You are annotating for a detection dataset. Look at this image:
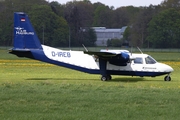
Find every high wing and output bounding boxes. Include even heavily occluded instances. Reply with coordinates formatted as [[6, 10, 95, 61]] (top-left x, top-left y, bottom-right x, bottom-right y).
[[84, 50, 130, 66], [84, 51, 117, 59]]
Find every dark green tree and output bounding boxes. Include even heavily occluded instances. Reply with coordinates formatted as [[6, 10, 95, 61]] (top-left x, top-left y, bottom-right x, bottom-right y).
[[107, 39, 122, 47], [93, 4, 113, 27], [147, 8, 180, 48], [123, 26, 130, 41], [131, 5, 159, 47], [161, 0, 180, 9], [0, 1, 14, 46], [64, 1, 95, 46], [28, 5, 68, 47], [1, 0, 174, 48], [80, 28, 96, 46], [112, 7, 129, 28], [50, 1, 65, 17], [0, 0, 49, 46]]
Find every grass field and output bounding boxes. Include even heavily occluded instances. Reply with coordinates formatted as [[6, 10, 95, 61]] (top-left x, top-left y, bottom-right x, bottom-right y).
[[0, 49, 180, 120]]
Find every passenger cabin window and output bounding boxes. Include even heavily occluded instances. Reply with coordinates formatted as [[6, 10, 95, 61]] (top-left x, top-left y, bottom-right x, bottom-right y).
[[134, 57, 143, 64], [145, 56, 156, 64]]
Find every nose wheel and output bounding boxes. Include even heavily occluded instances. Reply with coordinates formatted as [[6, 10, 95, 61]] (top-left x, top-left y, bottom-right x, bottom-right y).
[[164, 75, 171, 81]]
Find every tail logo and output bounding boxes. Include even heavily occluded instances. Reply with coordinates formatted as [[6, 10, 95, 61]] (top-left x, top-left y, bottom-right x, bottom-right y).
[[15, 26, 34, 35]]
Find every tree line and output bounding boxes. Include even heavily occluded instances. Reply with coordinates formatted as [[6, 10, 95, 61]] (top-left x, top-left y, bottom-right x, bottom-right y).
[[0, 0, 180, 48]]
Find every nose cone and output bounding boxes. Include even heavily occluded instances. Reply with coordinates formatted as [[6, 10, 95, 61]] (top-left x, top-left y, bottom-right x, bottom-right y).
[[165, 64, 174, 72], [159, 63, 174, 73]]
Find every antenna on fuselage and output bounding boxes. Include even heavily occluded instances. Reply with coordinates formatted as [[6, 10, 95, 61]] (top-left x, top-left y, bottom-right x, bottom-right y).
[[82, 44, 88, 52], [137, 47, 143, 54]]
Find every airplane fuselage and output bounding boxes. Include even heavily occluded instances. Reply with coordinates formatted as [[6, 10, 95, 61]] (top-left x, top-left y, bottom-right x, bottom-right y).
[[13, 45, 172, 78]]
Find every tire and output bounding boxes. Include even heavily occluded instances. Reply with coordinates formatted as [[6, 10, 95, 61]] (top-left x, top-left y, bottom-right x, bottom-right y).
[[107, 75, 112, 80], [101, 76, 107, 81], [164, 76, 171, 81]]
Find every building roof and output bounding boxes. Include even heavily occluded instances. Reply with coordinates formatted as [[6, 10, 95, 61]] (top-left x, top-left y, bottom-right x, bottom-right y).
[[120, 26, 127, 33], [92, 27, 121, 33]]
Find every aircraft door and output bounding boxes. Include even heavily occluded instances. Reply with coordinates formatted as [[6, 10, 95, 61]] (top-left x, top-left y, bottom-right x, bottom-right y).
[[132, 57, 144, 71]]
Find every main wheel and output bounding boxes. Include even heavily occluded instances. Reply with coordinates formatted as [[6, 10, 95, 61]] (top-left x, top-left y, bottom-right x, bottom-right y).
[[101, 76, 107, 81], [164, 76, 171, 81], [107, 75, 112, 80], [101, 75, 112, 81]]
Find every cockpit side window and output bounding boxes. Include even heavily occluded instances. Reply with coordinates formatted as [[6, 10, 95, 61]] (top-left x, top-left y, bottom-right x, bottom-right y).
[[145, 56, 156, 64], [134, 57, 143, 64]]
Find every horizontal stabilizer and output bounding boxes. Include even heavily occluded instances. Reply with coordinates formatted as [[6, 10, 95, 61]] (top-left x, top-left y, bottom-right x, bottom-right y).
[[9, 48, 33, 58]]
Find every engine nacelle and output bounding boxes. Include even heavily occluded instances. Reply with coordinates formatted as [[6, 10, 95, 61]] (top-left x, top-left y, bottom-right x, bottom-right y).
[[109, 52, 130, 66]]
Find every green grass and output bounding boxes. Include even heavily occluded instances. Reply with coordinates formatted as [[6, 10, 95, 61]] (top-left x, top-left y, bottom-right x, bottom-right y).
[[0, 49, 180, 119]]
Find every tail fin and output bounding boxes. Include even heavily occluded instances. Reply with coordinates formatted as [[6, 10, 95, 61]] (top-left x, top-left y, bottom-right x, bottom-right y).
[[13, 12, 42, 49]]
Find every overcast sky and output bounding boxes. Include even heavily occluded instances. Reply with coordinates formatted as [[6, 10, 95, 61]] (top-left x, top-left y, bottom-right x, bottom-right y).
[[47, 0, 164, 8]]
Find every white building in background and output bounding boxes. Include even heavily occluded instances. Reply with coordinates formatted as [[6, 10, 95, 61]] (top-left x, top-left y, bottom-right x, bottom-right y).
[[92, 26, 127, 46]]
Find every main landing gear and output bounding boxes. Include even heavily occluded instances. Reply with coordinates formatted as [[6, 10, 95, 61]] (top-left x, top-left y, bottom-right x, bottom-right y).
[[164, 74, 171, 81], [101, 75, 112, 81]]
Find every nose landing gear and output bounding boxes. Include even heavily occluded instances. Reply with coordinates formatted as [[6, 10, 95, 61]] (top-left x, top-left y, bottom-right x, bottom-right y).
[[164, 74, 171, 81]]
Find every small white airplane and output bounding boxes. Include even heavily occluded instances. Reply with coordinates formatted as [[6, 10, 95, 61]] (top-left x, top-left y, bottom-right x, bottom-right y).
[[9, 12, 174, 81]]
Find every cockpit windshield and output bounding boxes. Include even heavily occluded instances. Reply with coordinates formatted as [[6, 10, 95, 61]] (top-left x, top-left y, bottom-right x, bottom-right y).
[[145, 56, 157, 64]]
